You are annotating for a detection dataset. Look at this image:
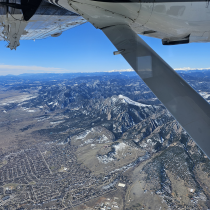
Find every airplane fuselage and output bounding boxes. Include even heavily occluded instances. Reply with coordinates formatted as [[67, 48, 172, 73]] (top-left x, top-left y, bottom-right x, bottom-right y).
[[51, 0, 210, 44]]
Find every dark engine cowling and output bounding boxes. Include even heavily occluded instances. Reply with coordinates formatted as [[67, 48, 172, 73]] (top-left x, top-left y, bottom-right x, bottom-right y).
[[0, 0, 43, 21]]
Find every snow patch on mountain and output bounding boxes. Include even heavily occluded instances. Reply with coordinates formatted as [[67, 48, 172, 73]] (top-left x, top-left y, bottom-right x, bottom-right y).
[[199, 92, 210, 99], [73, 127, 114, 145], [113, 143, 127, 155], [118, 95, 150, 107], [0, 94, 37, 106], [97, 155, 115, 164], [27, 110, 36, 113], [50, 121, 64, 125], [76, 130, 91, 140], [81, 134, 110, 145]]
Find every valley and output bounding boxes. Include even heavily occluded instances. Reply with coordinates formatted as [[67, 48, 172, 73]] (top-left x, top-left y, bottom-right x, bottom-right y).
[[0, 71, 209, 209]]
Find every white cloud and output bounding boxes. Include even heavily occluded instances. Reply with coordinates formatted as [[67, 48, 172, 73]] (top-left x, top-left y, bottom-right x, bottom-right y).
[[0, 65, 209, 76], [106, 69, 134, 72], [174, 67, 210, 71], [107, 67, 210, 72], [0, 64, 73, 75]]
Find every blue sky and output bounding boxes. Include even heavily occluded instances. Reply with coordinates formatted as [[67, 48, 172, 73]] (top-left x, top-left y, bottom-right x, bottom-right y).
[[0, 22, 210, 75]]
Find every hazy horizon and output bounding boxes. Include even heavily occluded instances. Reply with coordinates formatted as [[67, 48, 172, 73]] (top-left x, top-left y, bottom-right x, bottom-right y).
[[0, 67, 210, 76], [1, 23, 210, 76]]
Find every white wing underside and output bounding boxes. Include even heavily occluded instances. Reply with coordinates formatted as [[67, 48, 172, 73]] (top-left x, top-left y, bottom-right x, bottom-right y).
[[0, 1, 86, 43]]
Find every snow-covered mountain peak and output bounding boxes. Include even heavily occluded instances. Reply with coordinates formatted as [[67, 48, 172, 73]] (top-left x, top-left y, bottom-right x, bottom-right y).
[[118, 95, 150, 107]]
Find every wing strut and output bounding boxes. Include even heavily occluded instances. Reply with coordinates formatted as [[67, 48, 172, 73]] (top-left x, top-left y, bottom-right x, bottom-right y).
[[102, 24, 210, 158]]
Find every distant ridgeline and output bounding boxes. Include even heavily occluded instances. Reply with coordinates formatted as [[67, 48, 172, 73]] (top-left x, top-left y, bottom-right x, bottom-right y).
[[0, 69, 210, 84]]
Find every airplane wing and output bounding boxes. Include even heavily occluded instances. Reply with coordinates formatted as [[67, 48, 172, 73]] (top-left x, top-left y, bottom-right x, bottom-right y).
[[0, 1, 86, 47], [103, 24, 210, 158], [20, 1, 86, 40]]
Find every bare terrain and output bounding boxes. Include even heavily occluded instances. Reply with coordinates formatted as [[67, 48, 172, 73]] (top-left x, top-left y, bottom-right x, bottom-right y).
[[0, 71, 209, 209]]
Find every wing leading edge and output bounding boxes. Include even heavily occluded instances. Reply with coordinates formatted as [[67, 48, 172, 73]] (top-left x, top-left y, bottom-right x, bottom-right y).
[[102, 24, 210, 158]]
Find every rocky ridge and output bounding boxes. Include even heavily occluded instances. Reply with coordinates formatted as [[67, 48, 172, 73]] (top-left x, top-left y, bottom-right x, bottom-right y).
[[0, 71, 210, 209]]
